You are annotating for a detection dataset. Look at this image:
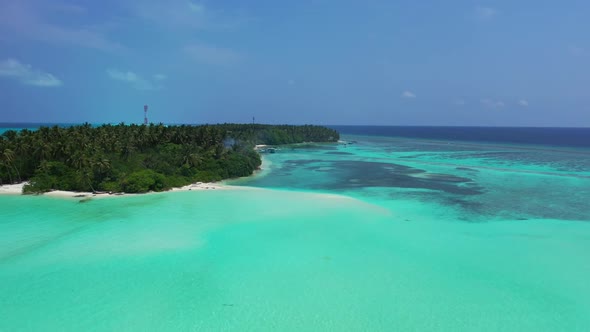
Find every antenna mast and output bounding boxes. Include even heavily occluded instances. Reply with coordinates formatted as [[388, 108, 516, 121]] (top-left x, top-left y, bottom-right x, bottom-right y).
[[144, 105, 148, 125]]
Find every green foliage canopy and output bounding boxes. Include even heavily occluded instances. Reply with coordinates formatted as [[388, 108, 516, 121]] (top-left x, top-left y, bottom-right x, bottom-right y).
[[0, 123, 339, 194]]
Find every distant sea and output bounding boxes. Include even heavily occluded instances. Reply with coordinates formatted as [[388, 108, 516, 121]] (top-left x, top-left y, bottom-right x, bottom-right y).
[[0, 122, 74, 132], [329, 125, 590, 148], [1, 123, 590, 331]]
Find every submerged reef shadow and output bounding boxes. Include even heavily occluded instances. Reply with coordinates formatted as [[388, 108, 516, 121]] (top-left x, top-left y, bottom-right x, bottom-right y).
[[285, 159, 484, 196]]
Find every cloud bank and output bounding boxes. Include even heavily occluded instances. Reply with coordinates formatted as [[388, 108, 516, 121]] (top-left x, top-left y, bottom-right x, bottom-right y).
[[0, 1, 124, 53], [475, 7, 499, 20], [401, 91, 416, 99], [107, 69, 164, 91], [481, 98, 505, 109], [0, 58, 62, 87]]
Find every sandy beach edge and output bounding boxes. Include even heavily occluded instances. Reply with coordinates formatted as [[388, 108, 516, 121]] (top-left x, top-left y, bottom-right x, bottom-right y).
[[0, 181, 232, 199], [0, 154, 268, 199]]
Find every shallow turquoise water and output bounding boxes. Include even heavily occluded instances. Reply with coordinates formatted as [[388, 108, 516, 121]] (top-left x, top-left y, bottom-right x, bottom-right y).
[[1, 135, 590, 331]]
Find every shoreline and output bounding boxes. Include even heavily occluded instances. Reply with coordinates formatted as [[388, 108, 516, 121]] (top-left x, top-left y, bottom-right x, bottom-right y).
[[0, 155, 268, 199], [0, 181, 228, 199]]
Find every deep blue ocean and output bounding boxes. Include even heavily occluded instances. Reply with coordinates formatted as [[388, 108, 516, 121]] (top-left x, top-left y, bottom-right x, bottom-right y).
[[2, 123, 589, 149], [329, 125, 590, 148]]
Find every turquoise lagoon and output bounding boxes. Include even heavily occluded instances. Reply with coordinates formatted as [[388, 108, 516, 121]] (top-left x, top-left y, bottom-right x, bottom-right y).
[[1, 135, 590, 331]]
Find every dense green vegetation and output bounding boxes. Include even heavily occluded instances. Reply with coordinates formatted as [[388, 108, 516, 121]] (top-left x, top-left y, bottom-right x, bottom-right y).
[[0, 123, 339, 193]]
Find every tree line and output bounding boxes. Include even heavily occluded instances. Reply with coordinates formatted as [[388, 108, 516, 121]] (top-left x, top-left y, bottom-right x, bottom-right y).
[[0, 123, 339, 193]]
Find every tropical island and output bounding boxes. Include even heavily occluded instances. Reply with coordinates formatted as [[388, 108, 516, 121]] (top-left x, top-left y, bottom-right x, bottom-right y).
[[0, 123, 339, 194]]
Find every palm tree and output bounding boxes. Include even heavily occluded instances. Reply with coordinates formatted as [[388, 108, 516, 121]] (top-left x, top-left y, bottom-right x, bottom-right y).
[[0, 159, 13, 184], [93, 158, 111, 176], [2, 148, 20, 182]]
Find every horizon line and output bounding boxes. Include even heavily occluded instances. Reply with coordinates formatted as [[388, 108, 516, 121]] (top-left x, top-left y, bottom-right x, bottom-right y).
[[1, 122, 590, 129]]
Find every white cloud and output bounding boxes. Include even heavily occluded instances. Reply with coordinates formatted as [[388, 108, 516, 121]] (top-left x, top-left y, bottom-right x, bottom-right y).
[[518, 99, 529, 107], [131, 0, 207, 29], [52, 3, 88, 14], [107, 69, 163, 90], [185, 43, 241, 65], [481, 98, 505, 109], [454, 99, 466, 106], [129, 0, 250, 30], [153, 74, 167, 81], [0, 1, 124, 53], [287, 79, 295, 85], [401, 91, 416, 99], [0, 58, 62, 87], [475, 6, 498, 20], [568, 45, 587, 57], [188, 2, 205, 13], [108, 69, 139, 82]]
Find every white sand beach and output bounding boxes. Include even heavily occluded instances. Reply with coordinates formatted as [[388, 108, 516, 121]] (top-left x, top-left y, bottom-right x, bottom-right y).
[[0, 183, 29, 195], [0, 181, 227, 198]]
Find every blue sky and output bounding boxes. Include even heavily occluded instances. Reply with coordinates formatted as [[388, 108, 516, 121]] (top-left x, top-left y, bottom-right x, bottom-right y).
[[0, 0, 589, 126]]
